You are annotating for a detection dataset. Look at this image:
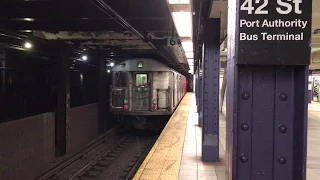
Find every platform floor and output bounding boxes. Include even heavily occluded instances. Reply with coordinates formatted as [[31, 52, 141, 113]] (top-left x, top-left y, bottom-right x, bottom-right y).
[[134, 93, 320, 180]]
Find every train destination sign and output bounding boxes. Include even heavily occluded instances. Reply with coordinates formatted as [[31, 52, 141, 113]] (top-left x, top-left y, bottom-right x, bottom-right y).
[[237, 0, 312, 65]]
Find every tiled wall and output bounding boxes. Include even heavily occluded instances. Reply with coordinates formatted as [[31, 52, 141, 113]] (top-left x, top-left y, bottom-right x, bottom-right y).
[[0, 104, 101, 179], [67, 103, 99, 153], [0, 113, 55, 180]]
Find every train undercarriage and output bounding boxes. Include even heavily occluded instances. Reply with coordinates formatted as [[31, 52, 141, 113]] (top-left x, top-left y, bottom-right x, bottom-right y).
[[116, 115, 170, 131]]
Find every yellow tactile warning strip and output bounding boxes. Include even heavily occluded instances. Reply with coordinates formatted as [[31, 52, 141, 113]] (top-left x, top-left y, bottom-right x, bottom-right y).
[[133, 93, 192, 180]]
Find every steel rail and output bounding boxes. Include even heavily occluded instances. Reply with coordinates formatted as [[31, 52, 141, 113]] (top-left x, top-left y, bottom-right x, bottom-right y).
[[35, 125, 121, 180]]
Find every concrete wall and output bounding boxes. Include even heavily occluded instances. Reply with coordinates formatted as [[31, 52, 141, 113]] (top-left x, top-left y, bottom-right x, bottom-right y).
[[0, 113, 55, 180], [67, 103, 99, 153]]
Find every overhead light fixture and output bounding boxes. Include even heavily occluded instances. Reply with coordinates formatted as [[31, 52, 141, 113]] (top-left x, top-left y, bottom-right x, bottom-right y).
[[182, 41, 193, 52], [185, 52, 193, 58], [110, 62, 115, 67], [172, 12, 192, 37], [24, 42, 32, 49], [81, 55, 88, 61], [168, 0, 190, 4]]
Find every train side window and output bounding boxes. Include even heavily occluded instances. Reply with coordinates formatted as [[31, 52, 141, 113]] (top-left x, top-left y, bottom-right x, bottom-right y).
[[113, 72, 127, 87], [136, 74, 148, 87]]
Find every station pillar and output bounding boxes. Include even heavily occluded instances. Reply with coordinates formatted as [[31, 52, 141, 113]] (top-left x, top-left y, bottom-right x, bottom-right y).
[[98, 54, 107, 134], [56, 44, 71, 156], [195, 68, 199, 107], [226, 0, 312, 179], [198, 64, 203, 127], [201, 18, 220, 161], [0, 50, 7, 122]]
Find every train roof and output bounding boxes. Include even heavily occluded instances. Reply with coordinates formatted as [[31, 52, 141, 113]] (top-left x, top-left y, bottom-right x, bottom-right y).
[[111, 58, 179, 73]]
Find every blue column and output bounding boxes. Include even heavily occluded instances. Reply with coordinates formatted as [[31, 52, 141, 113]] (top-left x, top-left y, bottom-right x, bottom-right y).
[[226, 0, 312, 179], [201, 18, 220, 162], [195, 68, 199, 108], [198, 64, 203, 127]]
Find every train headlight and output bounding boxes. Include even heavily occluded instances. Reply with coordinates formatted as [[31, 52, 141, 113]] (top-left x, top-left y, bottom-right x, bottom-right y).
[[124, 99, 128, 104]]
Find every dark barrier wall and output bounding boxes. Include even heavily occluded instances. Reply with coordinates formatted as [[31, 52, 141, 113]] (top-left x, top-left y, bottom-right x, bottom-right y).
[[0, 51, 56, 124], [0, 113, 55, 180], [67, 103, 99, 153]]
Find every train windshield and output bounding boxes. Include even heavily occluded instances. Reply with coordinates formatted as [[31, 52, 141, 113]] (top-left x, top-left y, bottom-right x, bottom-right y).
[[113, 72, 127, 87], [136, 74, 148, 87]]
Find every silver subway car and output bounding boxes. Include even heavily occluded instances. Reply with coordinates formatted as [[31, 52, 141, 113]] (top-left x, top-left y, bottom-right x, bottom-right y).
[[109, 58, 187, 129]]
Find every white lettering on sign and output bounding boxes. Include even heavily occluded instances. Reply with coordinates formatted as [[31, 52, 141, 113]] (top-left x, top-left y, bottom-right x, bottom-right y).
[[240, 19, 308, 29], [240, 0, 302, 15], [239, 0, 307, 41], [276, 0, 302, 14]]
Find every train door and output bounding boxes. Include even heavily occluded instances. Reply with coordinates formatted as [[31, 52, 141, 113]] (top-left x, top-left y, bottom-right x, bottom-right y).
[[172, 73, 175, 107], [110, 72, 129, 110], [133, 72, 151, 111]]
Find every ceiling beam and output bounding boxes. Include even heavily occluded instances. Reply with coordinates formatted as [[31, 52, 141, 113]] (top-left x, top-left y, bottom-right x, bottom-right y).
[[0, 1, 107, 19], [0, 18, 174, 32]]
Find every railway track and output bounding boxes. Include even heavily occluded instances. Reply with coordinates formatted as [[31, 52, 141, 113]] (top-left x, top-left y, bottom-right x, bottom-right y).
[[35, 127, 157, 180]]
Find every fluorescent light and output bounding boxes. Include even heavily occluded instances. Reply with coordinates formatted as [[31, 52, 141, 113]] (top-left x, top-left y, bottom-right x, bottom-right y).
[[23, 18, 34, 21], [188, 58, 194, 71], [24, 42, 32, 49], [168, 0, 190, 4], [172, 12, 192, 37], [187, 58, 193, 62], [311, 48, 320, 53], [80, 73, 84, 81], [186, 52, 193, 58], [182, 41, 193, 52]]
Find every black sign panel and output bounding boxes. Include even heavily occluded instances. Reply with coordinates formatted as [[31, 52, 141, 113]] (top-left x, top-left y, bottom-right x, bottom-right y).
[[237, 0, 312, 65]]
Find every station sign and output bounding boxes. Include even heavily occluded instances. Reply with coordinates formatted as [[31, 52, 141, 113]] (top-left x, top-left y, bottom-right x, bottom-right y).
[[237, 0, 312, 65], [167, 37, 179, 46]]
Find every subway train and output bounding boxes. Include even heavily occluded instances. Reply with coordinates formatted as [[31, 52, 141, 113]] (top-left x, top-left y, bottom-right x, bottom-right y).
[[109, 58, 187, 129]]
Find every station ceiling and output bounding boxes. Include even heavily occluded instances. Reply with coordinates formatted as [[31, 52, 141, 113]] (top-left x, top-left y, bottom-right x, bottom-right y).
[[1, 0, 319, 74], [0, 0, 190, 76]]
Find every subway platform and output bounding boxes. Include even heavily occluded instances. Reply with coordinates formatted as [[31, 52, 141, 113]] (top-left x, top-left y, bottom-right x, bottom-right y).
[[133, 93, 320, 180]]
